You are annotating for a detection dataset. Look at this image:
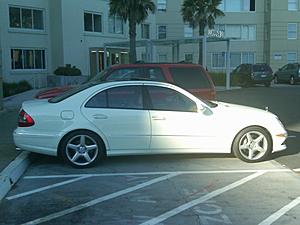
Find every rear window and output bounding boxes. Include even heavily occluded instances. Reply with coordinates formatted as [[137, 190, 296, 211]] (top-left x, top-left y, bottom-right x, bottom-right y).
[[49, 82, 96, 103], [253, 65, 272, 73], [169, 67, 211, 89]]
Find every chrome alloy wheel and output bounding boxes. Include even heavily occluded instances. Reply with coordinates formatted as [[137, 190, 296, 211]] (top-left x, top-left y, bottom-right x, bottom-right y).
[[65, 135, 99, 166], [238, 131, 268, 161]]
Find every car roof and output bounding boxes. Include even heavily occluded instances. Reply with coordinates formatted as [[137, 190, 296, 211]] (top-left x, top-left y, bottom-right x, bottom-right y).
[[109, 63, 204, 69]]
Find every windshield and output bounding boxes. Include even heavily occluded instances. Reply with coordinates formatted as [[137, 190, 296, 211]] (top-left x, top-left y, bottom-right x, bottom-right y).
[[86, 69, 109, 83], [253, 65, 272, 73]]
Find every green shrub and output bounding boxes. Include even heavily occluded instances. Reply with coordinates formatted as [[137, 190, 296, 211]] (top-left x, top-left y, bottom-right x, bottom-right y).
[[3, 80, 33, 97], [54, 64, 82, 76], [208, 72, 239, 86]]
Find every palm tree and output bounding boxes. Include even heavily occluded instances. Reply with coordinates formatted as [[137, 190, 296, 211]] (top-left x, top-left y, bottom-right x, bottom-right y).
[[181, 0, 224, 64], [109, 0, 156, 63]]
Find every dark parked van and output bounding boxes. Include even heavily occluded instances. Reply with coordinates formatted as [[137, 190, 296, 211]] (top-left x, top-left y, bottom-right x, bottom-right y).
[[231, 63, 273, 87]]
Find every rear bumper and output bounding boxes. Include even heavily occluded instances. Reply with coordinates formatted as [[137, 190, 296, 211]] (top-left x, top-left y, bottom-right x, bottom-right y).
[[13, 129, 59, 156]]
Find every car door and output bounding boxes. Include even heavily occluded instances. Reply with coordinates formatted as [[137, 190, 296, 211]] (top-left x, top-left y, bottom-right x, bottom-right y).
[[81, 85, 151, 151], [277, 64, 289, 81], [145, 85, 216, 152]]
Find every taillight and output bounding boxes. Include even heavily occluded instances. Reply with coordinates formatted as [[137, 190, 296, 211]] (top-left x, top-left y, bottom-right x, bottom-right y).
[[18, 109, 35, 127]]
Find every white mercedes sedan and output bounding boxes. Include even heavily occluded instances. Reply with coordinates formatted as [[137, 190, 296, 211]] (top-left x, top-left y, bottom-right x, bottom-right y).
[[14, 81, 287, 168]]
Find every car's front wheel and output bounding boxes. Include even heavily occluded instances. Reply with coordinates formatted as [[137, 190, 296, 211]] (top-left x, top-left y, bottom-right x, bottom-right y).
[[60, 130, 105, 168], [232, 127, 272, 163]]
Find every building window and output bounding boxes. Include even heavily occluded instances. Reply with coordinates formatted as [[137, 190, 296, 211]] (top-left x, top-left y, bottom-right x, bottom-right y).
[[212, 52, 255, 68], [184, 24, 193, 38], [157, 0, 167, 11], [226, 25, 242, 39], [11, 49, 46, 70], [241, 25, 256, 40], [287, 52, 297, 63], [216, 24, 256, 40], [288, 23, 297, 39], [288, 0, 298, 11], [212, 52, 226, 68], [141, 24, 150, 39], [158, 25, 167, 39], [84, 12, 102, 32], [108, 15, 123, 34], [158, 54, 167, 62], [220, 0, 255, 12], [9, 6, 44, 30], [184, 53, 193, 63], [242, 52, 255, 64]]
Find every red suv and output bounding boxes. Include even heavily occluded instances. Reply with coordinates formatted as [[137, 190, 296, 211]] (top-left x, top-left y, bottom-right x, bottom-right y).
[[36, 63, 216, 100]]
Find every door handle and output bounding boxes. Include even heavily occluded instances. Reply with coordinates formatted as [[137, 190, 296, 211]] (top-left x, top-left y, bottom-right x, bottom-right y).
[[152, 116, 166, 120], [93, 114, 108, 119]]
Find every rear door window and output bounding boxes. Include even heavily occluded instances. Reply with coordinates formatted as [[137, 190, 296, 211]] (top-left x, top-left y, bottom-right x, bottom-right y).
[[168, 67, 211, 89], [85, 86, 143, 110]]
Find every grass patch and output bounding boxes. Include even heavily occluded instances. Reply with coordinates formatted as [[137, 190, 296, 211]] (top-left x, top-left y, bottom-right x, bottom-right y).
[[209, 72, 239, 86]]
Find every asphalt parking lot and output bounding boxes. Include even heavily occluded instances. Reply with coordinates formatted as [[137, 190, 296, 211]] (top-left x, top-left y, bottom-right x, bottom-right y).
[[1, 155, 300, 225]]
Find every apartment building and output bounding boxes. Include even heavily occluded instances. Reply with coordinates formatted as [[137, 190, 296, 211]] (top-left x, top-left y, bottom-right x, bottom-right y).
[[0, 0, 300, 85]]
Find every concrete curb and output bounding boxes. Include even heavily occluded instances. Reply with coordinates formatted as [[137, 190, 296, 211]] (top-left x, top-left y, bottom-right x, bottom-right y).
[[0, 151, 31, 201]]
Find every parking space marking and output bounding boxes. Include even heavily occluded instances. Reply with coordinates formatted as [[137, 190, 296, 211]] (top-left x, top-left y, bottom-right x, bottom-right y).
[[23, 169, 291, 179], [21, 173, 178, 225], [139, 171, 265, 225], [258, 196, 300, 225], [6, 175, 91, 201]]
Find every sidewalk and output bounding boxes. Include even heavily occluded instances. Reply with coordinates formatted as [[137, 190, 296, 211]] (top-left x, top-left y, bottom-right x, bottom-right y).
[[0, 89, 42, 200]]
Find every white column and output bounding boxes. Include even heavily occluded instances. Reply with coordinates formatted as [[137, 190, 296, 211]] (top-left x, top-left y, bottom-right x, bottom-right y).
[[103, 46, 107, 69], [226, 40, 231, 90]]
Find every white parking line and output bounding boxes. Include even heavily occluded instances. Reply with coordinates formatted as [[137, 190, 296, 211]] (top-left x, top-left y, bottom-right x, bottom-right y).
[[23, 169, 291, 179], [6, 175, 91, 201], [257, 196, 300, 225], [21, 173, 178, 225], [293, 168, 300, 172], [139, 171, 265, 225]]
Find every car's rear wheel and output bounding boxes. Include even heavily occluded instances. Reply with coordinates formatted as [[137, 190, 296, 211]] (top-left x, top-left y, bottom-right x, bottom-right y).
[[289, 76, 295, 85], [232, 127, 272, 163], [61, 130, 105, 168]]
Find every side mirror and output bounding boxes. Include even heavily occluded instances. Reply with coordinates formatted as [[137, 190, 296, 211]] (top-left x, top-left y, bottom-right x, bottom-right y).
[[198, 105, 213, 116]]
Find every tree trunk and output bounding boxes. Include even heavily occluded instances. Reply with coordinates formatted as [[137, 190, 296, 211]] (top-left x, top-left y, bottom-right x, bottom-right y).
[[128, 16, 137, 63], [0, 75, 3, 110], [198, 24, 205, 65]]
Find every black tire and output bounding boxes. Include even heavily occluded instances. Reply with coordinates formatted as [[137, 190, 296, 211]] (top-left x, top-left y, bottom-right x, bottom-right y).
[[240, 79, 250, 88], [264, 82, 271, 87], [274, 75, 279, 84], [60, 130, 105, 168], [232, 126, 272, 163], [289, 76, 295, 85]]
